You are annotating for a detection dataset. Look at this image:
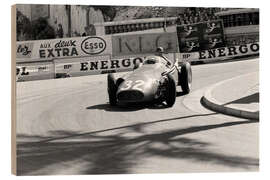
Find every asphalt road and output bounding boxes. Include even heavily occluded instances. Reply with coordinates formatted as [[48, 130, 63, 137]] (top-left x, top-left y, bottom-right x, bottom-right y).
[[16, 58, 259, 175]]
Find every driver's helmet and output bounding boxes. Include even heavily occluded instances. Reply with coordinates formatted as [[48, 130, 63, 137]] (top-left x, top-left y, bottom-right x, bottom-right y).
[[156, 47, 164, 53], [144, 58, 157, 65]]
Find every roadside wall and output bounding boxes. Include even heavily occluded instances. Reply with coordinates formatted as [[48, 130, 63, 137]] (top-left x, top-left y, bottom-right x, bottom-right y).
[[16, 32, 178, 81]]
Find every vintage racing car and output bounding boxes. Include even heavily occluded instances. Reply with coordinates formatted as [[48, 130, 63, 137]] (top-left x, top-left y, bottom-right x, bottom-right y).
[[107, 55, 192, 107]]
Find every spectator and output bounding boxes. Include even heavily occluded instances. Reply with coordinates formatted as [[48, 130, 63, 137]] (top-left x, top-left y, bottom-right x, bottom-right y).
[[82, 24, 96, 36], [56, 24, 64, 38], [82, 26, 88, 36], [177, 7, 220, 26], [72, 31, 80, 37]]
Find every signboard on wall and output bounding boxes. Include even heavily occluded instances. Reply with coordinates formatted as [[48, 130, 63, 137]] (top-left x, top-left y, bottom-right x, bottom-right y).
[[179, 43, 259, 62], [16, 35, 112, 62], [112, 32, 179, 57], [54, 53, 176, 77], [177, 20, 225, 53], [16, 32, 177, 63], [55, 55, 146, 76], [16, 62, 55, 81]]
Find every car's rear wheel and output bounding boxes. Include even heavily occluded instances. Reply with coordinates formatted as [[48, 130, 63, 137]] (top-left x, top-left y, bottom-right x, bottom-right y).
[[180, 62, 192, 94], [107, 73, 117, 106], [165, 74, 176, 107]]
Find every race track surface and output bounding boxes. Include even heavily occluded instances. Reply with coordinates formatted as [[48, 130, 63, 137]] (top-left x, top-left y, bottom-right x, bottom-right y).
[[16, 58, 259, 175]]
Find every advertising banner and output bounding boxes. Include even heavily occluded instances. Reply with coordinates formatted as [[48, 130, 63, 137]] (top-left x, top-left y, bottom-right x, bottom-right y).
[[112, 32, 179, 57], [201, 20, 225, 50], [180, 43, 259, 62], [16, 35, 112, 62], [16, 62, 55, 81], [177, 20, 225, 53], [55, 55, 147, 76]]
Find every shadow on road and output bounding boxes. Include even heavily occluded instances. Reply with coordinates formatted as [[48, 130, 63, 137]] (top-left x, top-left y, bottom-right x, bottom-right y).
[[86, 102, 171, 112], [86, 92, 187, 112], [86, 103, 146, 112], [226, 92, 259, 105], [17, 113, 258, 175]]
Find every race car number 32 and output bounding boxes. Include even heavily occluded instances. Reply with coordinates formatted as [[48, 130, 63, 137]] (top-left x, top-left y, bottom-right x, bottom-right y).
[[121, 80, 144, 91]]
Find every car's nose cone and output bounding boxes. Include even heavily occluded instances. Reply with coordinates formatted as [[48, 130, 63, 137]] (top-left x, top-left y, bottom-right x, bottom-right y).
[[117, 78, 159, 102]]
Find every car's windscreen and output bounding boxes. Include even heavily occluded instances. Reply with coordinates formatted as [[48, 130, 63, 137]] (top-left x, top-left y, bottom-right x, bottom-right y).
[[143, 56, 172, 67]]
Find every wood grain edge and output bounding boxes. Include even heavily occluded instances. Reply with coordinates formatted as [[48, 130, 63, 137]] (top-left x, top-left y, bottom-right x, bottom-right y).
[[11, 4, 17, 175]]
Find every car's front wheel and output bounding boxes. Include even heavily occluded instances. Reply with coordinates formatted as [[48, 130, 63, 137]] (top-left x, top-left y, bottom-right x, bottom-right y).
[[180, 62, 192, 94], [165, 74, 176, 107], [107, 73, 117, 106]]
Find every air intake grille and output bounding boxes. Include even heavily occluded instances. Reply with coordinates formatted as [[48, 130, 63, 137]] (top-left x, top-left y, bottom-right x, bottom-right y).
[[117, 90, 144, 101]]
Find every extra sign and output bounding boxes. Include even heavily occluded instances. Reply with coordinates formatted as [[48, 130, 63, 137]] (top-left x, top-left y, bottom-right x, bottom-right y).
[[39, 39, 78, 58]]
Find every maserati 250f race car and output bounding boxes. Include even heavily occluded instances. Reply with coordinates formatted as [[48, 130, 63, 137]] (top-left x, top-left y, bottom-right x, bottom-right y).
[[107, 55, 192, 107]]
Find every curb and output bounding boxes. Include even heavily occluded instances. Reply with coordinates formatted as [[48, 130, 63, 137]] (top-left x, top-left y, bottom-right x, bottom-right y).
[[201, 73, 259, 121]]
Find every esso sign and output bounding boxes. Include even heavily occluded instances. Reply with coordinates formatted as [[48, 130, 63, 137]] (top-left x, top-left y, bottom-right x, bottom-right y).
[[81, 37, 106, 55]]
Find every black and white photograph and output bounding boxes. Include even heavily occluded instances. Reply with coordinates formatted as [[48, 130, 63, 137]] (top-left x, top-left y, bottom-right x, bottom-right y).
[[12, 3, 259, 176]]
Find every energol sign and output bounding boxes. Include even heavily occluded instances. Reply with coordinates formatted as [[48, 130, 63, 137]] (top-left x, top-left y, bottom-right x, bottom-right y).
[[80, 57, 143, 71], [180, 42, 259, 62], [199, 43, 259, 60]]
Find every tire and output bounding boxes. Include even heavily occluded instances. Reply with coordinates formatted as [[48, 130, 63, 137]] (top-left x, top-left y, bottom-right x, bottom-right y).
[[107, 73, 117, 106], [165, 74, 176, 107], [177, 70, 182, 86], [180, 62, 192, 94]]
